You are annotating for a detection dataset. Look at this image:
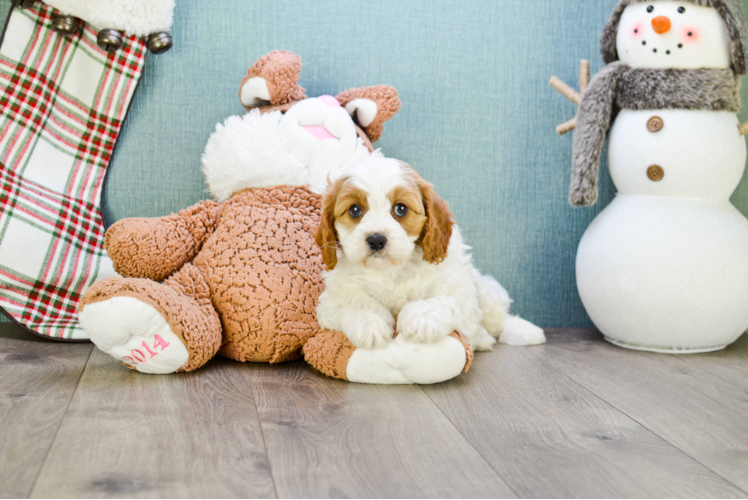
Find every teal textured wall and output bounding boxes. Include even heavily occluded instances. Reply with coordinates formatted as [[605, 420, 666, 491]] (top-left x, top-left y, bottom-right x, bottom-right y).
[[3, 0, 748, 327]]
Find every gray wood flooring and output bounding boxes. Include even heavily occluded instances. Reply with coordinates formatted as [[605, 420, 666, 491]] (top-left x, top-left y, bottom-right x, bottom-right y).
[[2, 323, 747, 499]]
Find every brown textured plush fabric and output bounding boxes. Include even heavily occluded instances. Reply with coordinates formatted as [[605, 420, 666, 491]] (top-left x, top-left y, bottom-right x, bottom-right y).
[[240, 50, 307, 109], [106, 200, 221, 282], [78, 265, 223, 372], [450, 331, 474, 373], [336, 85, 402, 143], [92, 185, 326, 371], [302, 329, 356, 381], [191, 186, 325, 364]]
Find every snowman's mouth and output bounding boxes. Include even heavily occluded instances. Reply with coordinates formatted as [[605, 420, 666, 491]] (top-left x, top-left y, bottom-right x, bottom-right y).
[[641, 40, 683, 55]]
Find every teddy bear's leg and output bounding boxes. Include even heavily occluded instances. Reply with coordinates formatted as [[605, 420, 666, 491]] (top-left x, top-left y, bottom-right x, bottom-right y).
[[78, 264, 222, 374], [303, 330, 473, 385]]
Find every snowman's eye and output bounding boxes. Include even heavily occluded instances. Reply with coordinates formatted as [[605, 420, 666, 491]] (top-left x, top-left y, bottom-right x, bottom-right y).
[[678, 7, 686, 13], [647, 5, 654, 13]]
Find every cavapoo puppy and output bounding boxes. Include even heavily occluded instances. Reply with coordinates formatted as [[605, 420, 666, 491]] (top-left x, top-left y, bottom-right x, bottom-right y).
[[316, 157, 545, 351]]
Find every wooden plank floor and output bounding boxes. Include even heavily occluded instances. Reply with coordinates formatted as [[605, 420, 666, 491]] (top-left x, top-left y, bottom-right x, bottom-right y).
[[1, 323, 747, 499]]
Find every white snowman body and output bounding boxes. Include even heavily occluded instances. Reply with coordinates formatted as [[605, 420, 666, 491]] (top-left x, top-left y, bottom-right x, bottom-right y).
[[576, 1, 748, 351]]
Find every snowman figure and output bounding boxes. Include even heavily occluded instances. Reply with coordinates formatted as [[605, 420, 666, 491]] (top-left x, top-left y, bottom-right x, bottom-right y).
[[552, 0, 748, 352]]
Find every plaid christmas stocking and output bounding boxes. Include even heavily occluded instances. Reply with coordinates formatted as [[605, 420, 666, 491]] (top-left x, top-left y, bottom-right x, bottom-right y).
[[0, 1, 173, 340]]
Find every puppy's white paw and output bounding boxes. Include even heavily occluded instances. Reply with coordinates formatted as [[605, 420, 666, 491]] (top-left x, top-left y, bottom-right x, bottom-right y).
[[397, 299, 456, 344], [342, 310, 395, 349], [500, 316, 546, 346]]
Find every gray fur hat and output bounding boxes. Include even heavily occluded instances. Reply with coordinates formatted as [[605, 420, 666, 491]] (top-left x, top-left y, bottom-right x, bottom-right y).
[[601, 0, 748, 74]]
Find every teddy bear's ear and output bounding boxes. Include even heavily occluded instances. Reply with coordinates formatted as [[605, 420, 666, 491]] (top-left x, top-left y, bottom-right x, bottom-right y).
[[239, 51, 308, 110], [336, 85, 401, 143]]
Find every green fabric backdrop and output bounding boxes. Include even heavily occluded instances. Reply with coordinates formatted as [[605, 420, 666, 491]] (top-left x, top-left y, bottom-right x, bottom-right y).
[[3, 0, 748, 327]]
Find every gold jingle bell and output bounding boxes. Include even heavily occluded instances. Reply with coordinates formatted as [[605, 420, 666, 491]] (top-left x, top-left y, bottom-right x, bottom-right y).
[[51, 15, 79, 35], [11, 0, 35, 9], [147, 32, 173, 54], [97, 29, 123, 53]]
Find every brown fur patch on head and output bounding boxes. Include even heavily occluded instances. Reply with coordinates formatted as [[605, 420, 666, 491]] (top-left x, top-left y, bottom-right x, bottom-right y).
[[387, 184, 427, 239], [399, 163, 454, 264], [334, 183, 369, 223], [316, 177, 369, 270]]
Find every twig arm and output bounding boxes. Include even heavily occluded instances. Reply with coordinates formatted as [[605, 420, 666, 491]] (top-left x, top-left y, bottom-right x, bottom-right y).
[[549, 77, 581, 105], [551, 60, 591, 135], [739, 122, 748, 136], [579, 60, 590, 95], [557, 117, 577, 136]]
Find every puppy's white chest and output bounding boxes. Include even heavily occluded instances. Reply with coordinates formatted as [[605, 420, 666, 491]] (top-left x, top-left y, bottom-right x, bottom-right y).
[[365, 270, 431, 316]]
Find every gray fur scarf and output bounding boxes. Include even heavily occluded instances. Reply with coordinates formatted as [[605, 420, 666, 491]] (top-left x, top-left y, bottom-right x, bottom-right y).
[[570, 62, 741, 206]]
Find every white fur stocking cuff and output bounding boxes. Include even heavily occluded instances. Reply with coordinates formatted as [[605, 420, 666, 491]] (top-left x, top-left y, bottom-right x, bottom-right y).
[[43, 0, 175, 37]]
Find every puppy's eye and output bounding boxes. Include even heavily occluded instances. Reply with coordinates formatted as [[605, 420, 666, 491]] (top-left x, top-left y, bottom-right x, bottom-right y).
[[349, 205, 362, 218], [393, 203, 408, 217], [678, 6, 685, 13], [647, 5, 654, 12]]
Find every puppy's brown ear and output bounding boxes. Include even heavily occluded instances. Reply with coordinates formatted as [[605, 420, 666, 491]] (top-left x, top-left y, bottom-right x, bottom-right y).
[[316, 179, 344, 270], [418, 178, 454, 264]]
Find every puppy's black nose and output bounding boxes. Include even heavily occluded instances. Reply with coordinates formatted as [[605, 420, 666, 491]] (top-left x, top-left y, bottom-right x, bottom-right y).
[[367, 234, 388, 252]]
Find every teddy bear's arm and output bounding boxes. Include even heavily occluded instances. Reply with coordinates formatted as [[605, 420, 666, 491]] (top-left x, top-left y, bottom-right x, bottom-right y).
[[105, 200, 222, 282]]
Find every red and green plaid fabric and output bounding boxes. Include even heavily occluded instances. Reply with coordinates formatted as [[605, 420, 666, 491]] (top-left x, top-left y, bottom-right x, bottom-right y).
[[0, 2, 146, 339]]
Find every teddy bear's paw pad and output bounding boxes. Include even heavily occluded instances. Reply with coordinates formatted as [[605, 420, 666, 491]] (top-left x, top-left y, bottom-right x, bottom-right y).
[[79, 296, 189, 374], [499, 316, 546, 346], [346, 335, 467, 385]]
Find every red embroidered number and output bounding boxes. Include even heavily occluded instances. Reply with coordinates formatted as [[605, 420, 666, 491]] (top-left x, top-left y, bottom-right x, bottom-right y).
[[153, 334, 170, 351], [123, 335, 171, 366]]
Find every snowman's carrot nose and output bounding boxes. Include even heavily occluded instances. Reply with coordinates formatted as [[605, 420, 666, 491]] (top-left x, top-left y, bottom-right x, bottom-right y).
[[652, 16, 672, 34]]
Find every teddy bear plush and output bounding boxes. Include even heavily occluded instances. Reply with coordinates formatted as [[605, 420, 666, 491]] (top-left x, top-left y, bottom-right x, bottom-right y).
[[77, 51, 479, 383]]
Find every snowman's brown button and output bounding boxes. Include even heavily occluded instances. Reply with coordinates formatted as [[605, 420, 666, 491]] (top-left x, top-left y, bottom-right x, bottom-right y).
[[647, 116, 664, 132], [647, 165, 664, 182]]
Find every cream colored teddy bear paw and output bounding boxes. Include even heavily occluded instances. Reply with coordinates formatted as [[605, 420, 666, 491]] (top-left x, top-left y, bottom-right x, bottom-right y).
[[79, 296, 189, 374]]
